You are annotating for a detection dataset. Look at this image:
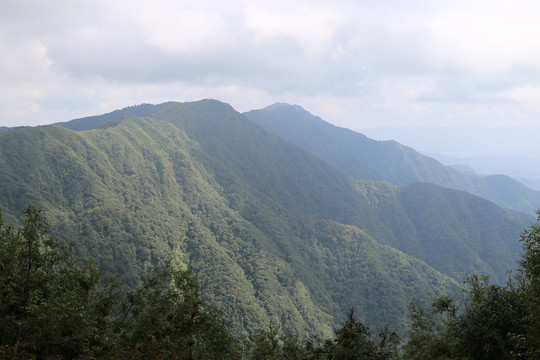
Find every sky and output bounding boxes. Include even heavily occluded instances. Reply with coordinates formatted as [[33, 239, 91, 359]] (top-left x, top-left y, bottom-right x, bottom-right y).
[[2, 0, 540, 159]]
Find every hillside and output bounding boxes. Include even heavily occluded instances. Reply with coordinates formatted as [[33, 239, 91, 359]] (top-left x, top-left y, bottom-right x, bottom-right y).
[[54, 103, 170, 131], [245, 103, 540, 215], [0, 100, 532, 338], [156, 101, 530, 283]]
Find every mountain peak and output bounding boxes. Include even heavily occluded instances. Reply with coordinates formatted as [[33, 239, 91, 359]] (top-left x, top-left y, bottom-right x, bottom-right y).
[[262, 102, 307, 113]]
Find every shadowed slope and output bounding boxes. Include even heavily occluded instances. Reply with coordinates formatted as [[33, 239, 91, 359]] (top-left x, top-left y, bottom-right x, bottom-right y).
[[0, 99, 532, 337], [245, 103, 540, 215]]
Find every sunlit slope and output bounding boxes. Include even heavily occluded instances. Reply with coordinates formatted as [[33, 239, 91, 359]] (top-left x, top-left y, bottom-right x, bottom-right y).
[[157, 100, 530, 283], [0, 100, 531, 337]]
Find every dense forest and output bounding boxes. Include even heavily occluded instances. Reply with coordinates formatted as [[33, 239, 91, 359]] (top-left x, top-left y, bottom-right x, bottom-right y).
[[2, 207, 540, 359], [0, 100, 538, 358]]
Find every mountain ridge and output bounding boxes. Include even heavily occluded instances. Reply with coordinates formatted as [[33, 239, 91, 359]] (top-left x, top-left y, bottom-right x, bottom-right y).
[[0, 99, 532, 338], [245, 103, 540, 215]]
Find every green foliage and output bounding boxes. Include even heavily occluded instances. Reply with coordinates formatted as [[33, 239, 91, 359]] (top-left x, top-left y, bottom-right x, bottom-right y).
[[248, 309, 400, 360], [247, 102, 535, 282], [248, 324, 285, 360], [0, 207, 242, 359], [0, 99, 530, 341], [448, 276, 528, 360], [406, 215, 540, 359], [518, 210, 540, 356], [329, 309, 384, 360], [391, 182, 529, 283], [113, 261, 243, 359], [404, 278, 532, 360], [3, 99, 540, 359], [403, 300, 454, 360], [0, 206, 115, 358], [404, 276, 533, 359]]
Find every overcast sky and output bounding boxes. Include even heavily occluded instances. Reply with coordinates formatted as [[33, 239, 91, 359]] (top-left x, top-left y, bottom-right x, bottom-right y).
[[2, 0, 540, 158]]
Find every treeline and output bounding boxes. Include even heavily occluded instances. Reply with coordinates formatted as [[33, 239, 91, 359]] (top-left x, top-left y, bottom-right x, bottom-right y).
[[266, 209, 540, 360], [0, 207, 241, 359], [2, 207, 540, 359]]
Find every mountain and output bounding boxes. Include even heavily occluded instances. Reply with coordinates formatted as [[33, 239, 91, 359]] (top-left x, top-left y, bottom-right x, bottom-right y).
[[422, 153, 540, 178], [54, 103, 170, 131], [0, 100, 532, 338], [423, 152, 540, 191], [245, 103, 540, 215], [517, 177, 540, 191]]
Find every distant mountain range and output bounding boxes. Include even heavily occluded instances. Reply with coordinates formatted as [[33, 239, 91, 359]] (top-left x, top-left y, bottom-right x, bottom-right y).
[[423, 152, 540, 191], [360, 125, 540, 169], [245, 103, 540, 215], [0, 100, 533, 338]]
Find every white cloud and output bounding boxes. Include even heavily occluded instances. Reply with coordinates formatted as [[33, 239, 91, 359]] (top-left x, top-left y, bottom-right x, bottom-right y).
[[425, 1, 540, 75], [244, 1, 339, 54], [136, 5, 233, 55], [3, 0, 540, 141]]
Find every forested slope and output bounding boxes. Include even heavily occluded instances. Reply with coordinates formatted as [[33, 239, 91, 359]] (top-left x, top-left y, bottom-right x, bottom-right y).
[[245, 103, 540, 215], [0, 100, 531, 338]]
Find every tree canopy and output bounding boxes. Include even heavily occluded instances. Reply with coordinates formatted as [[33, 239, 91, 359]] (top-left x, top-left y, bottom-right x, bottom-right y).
[[3, 206, 540, 359], [0, 206, 242, 359]]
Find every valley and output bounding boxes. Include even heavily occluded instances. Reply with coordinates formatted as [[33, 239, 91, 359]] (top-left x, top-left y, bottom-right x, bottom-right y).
[[0, 100, 534, 340]]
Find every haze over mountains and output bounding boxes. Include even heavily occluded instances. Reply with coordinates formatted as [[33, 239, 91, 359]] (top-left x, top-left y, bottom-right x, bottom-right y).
[[0, 99, 534, 338], [424, 152, 540, 191], [245, 103, 540, 215], [362, 126, 540, 188]]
